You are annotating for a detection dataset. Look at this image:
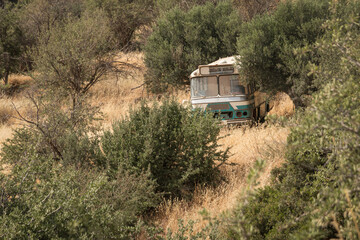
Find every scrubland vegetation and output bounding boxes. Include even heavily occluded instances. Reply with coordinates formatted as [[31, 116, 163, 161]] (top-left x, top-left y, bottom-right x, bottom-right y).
[[0, 0, 359, 239]]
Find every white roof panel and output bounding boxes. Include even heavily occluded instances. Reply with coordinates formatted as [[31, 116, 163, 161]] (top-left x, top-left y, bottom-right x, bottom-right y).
[[189, 56, 240, 78]]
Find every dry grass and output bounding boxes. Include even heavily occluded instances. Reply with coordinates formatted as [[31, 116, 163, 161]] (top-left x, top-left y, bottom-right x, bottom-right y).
[[0, 96, 31, 138], [0, 83, 34, 152], [6, 74, 33, 86], [0, 125, 14, 147], [152, 125, 290, 234], [0, 104, 13, 126], [89, 51, 147, 129], [89, 51, 191, 129], [0, 101, 31, 155], [269, 92, 295, 117]]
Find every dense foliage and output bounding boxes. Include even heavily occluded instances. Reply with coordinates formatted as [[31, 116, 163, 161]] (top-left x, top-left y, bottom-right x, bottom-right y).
[[0, 145, 158, 239], [161, 1, 360, 239], [85, 0, 154, 49], [0, 2, 23, 84], [237, 0, 330, 107], [101, 99, 229, 198], [155, 0, 221, 15], [144, 1, 242, 93], [218, 1, 360, 239], [0, 119, 160, 239]]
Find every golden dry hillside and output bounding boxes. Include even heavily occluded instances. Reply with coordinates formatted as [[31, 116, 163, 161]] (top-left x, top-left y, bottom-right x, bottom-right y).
[[0, 52, 294, 235]]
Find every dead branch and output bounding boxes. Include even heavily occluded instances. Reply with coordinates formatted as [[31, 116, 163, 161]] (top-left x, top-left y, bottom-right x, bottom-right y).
[[131, 83, 145, 91]]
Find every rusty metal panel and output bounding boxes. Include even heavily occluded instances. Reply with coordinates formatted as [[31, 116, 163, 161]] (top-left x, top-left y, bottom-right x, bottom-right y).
[[208, 104, 229, 110]]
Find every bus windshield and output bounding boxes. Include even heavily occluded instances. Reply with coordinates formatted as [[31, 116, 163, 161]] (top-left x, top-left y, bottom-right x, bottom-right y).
[[191, 75, 246, 98], [219, 75, 245, 96], [191, 76, 218, 97]]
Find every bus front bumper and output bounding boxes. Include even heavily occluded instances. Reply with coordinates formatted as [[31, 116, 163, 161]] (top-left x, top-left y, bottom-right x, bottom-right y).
[[222, 118, 253, 125]]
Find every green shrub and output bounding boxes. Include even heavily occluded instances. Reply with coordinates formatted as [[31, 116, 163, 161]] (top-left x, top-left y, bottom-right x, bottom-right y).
[[237, 0, 330, 107], [155, 0, 221, 15], [293, 1, 360, 237], [0, 128, 159, 239], [101, 99, 229, 198], [144, 1, 242, 93]]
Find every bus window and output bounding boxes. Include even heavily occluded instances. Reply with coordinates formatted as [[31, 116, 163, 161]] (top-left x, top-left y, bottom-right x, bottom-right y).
[[191, 77, 218, 97], [219, 75, 245, 96]]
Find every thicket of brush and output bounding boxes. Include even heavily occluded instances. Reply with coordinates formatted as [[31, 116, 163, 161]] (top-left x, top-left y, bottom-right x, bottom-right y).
[[1, 0, 359, 239], [233, 3, 360, 238], [163, 1, 360, 239], [102, 100, 229, 199], [0, 1, 229, 238]]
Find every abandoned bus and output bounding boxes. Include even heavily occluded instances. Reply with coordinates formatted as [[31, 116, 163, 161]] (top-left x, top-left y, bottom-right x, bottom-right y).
[[189, 56, 265, 124]]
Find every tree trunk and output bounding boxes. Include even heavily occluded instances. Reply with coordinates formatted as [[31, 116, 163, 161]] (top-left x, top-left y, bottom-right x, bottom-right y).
[[3, 52, 10, 85], [4, 70, 9, 85]]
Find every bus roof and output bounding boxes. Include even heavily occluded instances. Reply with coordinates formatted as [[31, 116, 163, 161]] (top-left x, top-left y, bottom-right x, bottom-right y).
[[189, 56, 240, 78]]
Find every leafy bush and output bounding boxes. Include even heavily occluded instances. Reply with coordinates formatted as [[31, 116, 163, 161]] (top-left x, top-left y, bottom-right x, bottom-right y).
[[101, 99, 229, 198], [237, 0, 330, 107], [0, 127, 159, 239], [6, 93, 105, 168], [144, 1, 242, 93], [294, 1, 360, 238]]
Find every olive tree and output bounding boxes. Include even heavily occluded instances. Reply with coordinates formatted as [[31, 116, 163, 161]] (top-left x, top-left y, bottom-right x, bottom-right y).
[[33, 9, 116, 109], [144, 1, 242, 93], [237, 0, 330, 107], [19, 0, 83, 48]]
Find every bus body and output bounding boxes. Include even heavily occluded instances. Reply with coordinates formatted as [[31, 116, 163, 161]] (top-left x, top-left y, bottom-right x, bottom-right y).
[[189, 56, 265, 124]]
